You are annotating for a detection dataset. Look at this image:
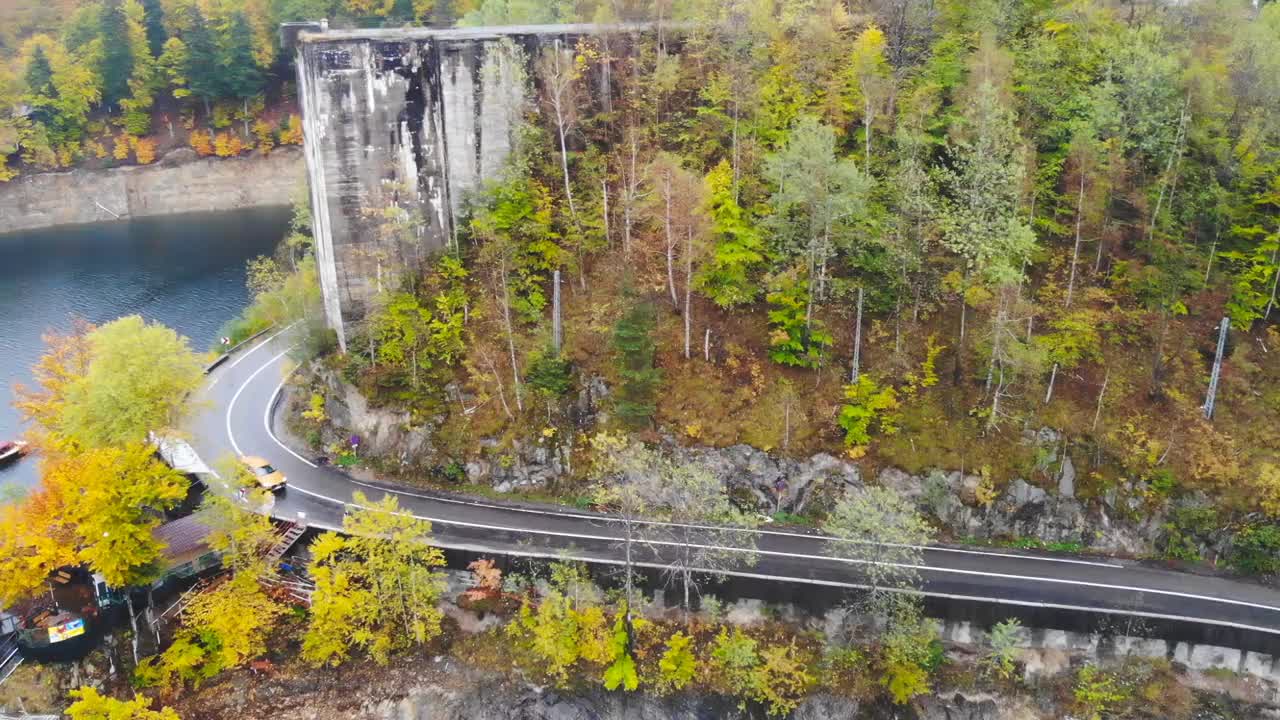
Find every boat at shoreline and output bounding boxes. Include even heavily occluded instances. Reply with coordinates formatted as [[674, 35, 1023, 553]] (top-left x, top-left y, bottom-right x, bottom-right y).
[[0, 440, 29, 464]]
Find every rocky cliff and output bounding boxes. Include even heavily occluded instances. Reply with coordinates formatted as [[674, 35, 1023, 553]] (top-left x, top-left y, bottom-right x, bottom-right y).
[[0, 147, 305, 233]]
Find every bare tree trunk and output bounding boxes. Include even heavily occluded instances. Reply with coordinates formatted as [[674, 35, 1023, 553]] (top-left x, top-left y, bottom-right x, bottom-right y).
[[623, 131, 638, 256], [664, 170, 678, 307], [1151, 306, 1171, 397], [864, 94, 873, 168], [731, 102, 740, 204], [602, 179, 610, 248], [684, 227, 693, 360], [557, 114, 576, 222], [1065, 170, 1086, 309], [1146, 98, 1190, 246], [1203, 228, 1219, 286], [1266, 245, 1280, 320], [804, 246, 817, 333], [1092, 368, 1110, 433], [985, 289, 1010, 397], [480, 349, 513, 418], [498, 260, 523, 412], [552, 269, 563, 354], [1044, 363, 1058, 404], [851, 286, 864, 383], [704, 328, 711, 362], [549, 42, 578, 223]]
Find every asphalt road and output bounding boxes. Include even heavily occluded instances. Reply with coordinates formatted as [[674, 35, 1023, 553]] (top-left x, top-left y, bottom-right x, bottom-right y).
[[186, 328, 1280, 637]]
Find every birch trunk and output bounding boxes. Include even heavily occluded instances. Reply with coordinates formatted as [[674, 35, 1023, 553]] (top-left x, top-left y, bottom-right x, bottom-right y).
[[1265, 246, 1279, 320], [1092, 368, 1110, 432], [851, 287, 864, 383], [684, 227, 693, 360], [498, 260, 523, 412], [1203, 229, 1218, 286], [557, 113, 576, 221], [1065, 170, 1086, 309], [1044, 362, 1059, 404], [602, 179, 610, 248], [664, 170, 678, 307], [864, 94, 873, 168]]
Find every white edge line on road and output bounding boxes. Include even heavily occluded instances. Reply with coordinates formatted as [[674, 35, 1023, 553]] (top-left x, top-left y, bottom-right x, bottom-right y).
[[257, 352, 1122, 570], [226, 347, 293, 457], [277, 479, 1280, 618], [241, 348, 1280, 617], [266, 375, 318, 469], [207, 324, 294, 389], [298, 515, 1280, 638]]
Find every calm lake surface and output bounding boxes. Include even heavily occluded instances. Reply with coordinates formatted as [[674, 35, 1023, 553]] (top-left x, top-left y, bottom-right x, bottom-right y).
[[0, 207, 290, 494]]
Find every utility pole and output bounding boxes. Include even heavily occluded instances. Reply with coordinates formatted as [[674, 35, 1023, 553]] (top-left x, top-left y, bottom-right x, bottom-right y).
[[1203, 317, 1229, 421]]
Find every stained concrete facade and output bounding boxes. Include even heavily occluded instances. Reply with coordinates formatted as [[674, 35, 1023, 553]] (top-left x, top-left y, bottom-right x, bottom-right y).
[[294, 23, 640, 351]]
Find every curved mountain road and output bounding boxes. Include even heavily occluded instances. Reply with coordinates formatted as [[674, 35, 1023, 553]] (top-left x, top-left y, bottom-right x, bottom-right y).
[[186, 328, 1280, 641]]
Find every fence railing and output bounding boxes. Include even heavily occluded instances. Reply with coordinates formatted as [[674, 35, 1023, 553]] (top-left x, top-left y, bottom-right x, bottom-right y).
[[0, 632, 23, 687]]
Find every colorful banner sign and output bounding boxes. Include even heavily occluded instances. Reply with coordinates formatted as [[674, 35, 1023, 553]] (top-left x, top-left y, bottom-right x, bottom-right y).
[[48, 618, 85, 643]]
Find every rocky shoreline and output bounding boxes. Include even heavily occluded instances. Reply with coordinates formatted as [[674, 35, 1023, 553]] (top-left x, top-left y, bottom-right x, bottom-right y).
[[0, 146, 305, 234]]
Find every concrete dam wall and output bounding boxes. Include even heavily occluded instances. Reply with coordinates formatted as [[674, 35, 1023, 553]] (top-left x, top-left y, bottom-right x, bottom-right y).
[[295, 23, 632, 351]]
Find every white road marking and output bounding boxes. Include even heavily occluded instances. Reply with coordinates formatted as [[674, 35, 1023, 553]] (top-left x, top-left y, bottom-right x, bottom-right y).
[[278, 480, 1280, 619], [207, 324, 294, 389], [265, 375, 318, 469], [257, 352, 1121, 569], [298, 513, 1280, 637], [229, 342, 1280, 625], [226, 347, 293, 457]]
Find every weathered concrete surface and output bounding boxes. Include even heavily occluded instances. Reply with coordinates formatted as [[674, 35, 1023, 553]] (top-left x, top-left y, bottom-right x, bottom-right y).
[[0, 147, 304, 233], [295, 24, 632, 351]]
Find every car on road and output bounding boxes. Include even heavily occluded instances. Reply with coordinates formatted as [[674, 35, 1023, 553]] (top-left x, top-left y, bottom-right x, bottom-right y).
[[239, 455, 287, 492]]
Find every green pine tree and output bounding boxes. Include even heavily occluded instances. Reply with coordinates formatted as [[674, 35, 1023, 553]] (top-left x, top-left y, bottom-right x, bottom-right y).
[[141, 0, 168, 57], [24, 46, 55, 98], [218, 11, 264, 101], [182, 5, 222, 119], [100, 0, 135, 107]]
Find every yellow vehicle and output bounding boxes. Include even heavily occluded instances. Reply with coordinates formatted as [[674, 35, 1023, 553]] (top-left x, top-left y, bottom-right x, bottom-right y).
[[239, 455, 287, 492]]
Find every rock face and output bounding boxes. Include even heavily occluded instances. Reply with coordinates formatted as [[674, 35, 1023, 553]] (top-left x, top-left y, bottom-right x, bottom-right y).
[[676, 444, 862, 514], [0, 147, 304, 232], [916, 694, 1001, 720], [316, 371, 433, 462]]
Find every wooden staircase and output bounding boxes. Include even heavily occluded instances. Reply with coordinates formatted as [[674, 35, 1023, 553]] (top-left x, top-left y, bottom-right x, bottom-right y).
[[264, 521, 306, 564]]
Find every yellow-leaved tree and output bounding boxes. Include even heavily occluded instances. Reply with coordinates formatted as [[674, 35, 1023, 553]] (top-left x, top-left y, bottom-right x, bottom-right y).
[[57, 315, 205, 449], [135, 496, 284, 692], [0, 485, 78, 606], [66, 687, 180, 720], [0, 444, 185, 605], [302, 492, 447, 666], [2, 316, 201, 606], [47, 443, 189, 588]]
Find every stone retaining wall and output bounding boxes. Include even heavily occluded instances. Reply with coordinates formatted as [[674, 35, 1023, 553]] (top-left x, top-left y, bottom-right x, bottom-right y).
[[0, 147, 304, 234]]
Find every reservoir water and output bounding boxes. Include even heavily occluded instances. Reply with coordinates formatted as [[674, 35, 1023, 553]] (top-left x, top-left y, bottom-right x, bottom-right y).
[[0, 207, 290, 494]]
